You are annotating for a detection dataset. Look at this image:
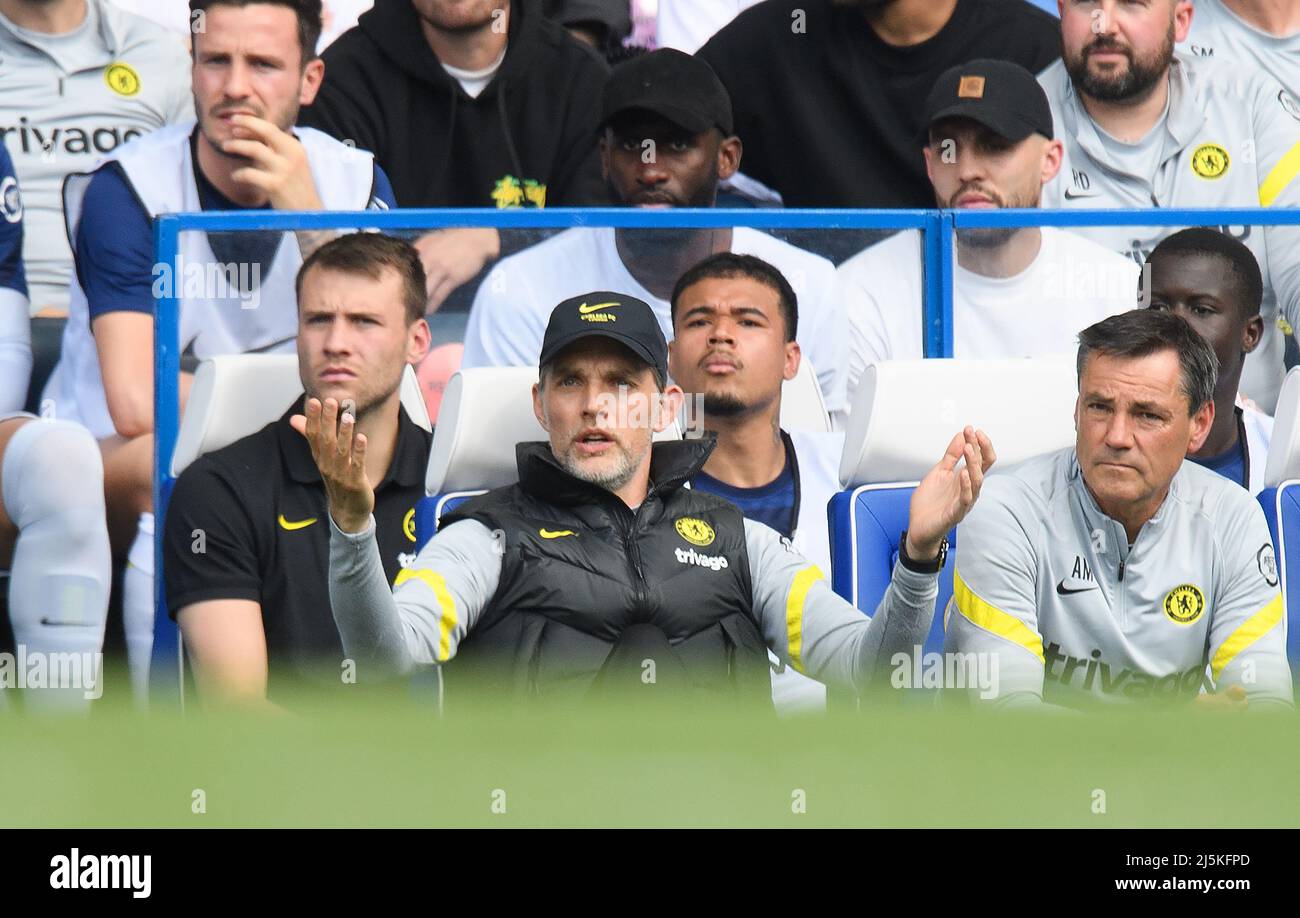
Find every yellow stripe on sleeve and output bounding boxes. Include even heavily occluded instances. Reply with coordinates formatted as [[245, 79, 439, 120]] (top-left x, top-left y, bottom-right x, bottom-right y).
[[951, 569, 1045, 664], [786, 565, 825, 675], [393, 568, 459, 662], [1259, 140, 1300, 206], [1210, 593, 1283, 681]]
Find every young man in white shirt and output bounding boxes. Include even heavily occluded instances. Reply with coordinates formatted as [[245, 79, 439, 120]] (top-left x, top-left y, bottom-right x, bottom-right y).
[[462, 48, 848, 418], [838, 58, 1137, 408]]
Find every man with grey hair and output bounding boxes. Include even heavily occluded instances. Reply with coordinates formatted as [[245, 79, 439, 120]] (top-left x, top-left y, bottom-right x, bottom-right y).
[[947, 309, 1293, 711], [309, 291, 997, 705]]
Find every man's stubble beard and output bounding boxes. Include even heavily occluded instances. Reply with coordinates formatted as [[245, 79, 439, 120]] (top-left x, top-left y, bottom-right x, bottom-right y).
[[196, 96, 301, 161], [951, 183, 1043, 249]]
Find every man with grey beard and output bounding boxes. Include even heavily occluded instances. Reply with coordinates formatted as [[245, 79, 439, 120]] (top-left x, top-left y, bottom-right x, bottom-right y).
[[314, 290, 998, 705], [696, 0, 1060, 208], [837, 59, 1137, 404]]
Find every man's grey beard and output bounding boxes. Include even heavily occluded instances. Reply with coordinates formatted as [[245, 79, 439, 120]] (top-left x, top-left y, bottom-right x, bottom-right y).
[[559, 444, 643, 494]]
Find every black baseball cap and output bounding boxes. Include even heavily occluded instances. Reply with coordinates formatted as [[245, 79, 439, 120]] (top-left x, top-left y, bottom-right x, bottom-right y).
[[538, 292, 669, 383], [920, 59, 1054, 145], [600, 48, 734, 135]]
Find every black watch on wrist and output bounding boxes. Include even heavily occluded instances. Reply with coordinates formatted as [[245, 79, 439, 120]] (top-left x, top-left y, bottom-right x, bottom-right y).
[[899, 530, 948, 574]]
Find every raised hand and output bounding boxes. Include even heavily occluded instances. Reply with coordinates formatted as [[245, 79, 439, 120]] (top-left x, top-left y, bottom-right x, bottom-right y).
[[289, 397, 374, 534], [906, 426, 996, 562], [222, 114, 324, 211]]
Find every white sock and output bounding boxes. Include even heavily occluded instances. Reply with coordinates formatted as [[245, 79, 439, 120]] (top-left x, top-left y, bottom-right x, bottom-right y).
[[3, 420, 111, 711], [123, 511, 155, 703]]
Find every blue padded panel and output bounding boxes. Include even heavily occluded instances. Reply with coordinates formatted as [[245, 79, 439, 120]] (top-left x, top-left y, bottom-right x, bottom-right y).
[[1258, 484, 1300, 677], [415, 491, 484, 550], [830, 484, 957, 657]]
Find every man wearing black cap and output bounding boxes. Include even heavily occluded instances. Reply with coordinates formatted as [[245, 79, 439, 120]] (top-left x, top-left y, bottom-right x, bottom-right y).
[[313, 292, 996, 703], [837, 58, 1138, 409], [462, 47, 848, 419]]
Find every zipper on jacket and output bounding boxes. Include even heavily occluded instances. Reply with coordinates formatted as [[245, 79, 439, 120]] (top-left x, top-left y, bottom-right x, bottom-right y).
[[615, 500, 649, 617]]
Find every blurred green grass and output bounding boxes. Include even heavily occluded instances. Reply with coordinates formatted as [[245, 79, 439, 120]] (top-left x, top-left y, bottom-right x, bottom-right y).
[[1, 683, 1296, 827]]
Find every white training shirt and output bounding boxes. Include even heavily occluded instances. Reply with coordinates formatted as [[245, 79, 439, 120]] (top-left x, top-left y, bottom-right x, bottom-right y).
[[1039, 51, 1300, 414], [837, 226, 1138, 406], [0, 0, 192, 312], [462, 226, 849, 414], [1181, 0, 1300, 96]]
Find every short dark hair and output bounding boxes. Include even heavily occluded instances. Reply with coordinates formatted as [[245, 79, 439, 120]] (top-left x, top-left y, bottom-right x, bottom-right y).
[[1146, 228, 1264, 319], [189, 0, 323, 67], [668, 252, 798, 342], [1077, 310, 1219, 415], [295, 233, 426, 325]]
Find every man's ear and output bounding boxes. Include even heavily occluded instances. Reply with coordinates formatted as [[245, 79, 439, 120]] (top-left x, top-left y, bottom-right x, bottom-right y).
[[1242, 314, 1265, 355], [1041, 138, 1064, 186], [299, 57, 325, 107], [532, 381, 550, 432], [922, 144, 936, 185], [717, 134, 742, 181], [656, 385, 685, 433], [1174, 0, 1195, 43], [407, 317, 431, 366], [1188, 399, 1215, 453], [783, 339, 801, 383]]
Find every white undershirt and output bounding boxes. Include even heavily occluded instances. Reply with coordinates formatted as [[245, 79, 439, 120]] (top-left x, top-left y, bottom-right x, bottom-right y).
[[441, 46, 507, 99]]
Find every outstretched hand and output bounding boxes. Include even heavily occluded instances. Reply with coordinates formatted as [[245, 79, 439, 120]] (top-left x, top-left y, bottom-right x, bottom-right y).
[[906, 426, 996, 562], [289, 397, 375, 534]]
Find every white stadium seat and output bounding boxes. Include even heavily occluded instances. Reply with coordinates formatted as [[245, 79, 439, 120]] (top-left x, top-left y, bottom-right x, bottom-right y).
[[171, 353, 431, 476], [426, 366, 683, 496], [839, 356, 1079, 487], [778, 356, 831, 434]]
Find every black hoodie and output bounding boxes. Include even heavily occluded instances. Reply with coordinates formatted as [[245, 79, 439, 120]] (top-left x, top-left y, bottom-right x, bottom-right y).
[[300, 0, 610, 208], [697, 0, 1060, 208]]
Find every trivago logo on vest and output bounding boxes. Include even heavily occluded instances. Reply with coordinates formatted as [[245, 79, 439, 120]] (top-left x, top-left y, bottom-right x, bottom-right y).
[[1, 117, 142, 157], [49, 849, 151, 898]]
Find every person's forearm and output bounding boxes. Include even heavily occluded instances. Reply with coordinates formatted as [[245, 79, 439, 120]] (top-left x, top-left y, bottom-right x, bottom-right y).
[[852, 563, 938, 693], [327, 514, 416, 678], [295, 229, 338, 261]]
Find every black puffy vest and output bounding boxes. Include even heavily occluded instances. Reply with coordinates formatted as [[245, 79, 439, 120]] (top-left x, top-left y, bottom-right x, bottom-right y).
[[439, 436, 772, 704]]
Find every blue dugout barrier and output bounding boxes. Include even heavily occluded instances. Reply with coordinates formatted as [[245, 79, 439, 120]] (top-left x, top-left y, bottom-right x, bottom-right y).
[[149, 205, 1300, 701]]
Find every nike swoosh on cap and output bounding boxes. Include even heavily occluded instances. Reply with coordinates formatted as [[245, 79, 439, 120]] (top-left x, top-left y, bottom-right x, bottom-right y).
[[577, 301, 619, 314], [539, 528, 577, 539], [1056, 579, 1099, 595], [278, 515, 318, 531]]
